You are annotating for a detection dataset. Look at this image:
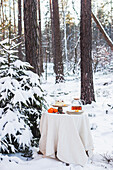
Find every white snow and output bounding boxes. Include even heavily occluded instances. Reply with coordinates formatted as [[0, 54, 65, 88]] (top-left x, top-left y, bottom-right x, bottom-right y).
[[0, 67, 113, 170], [14, 60, 33, 69], [0, 109, 32, 153]]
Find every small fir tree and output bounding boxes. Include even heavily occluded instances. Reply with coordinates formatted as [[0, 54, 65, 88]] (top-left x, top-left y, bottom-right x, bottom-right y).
[[0, 39, 47, 154]]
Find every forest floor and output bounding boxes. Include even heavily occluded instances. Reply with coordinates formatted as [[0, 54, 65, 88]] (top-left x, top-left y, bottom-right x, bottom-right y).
[[0, 69, 113, 170]]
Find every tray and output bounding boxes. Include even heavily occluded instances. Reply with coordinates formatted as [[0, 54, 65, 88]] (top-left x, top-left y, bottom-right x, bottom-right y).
[[66, 110, 84, 114]]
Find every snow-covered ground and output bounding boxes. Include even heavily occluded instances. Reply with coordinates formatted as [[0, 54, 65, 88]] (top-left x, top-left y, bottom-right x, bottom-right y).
[[0, 69, 113, 170]]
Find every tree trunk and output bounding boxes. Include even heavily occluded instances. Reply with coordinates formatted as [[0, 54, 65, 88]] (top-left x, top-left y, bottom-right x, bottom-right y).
[[38, 0, 43, 74], [50, 0, 54, 63], [111, 0, 113, 40], [8, 0, 11, 41], [18, 0, 22, 60], [0, 1, 1, 32], [24, 0, 39, 74], [92, 12, 113, 50], [80, 0, 95, 104], [13, 0, 16, 34], [52, 0, 64, 83], [1, 0, 5, 40], [61, 0, 68, 62]]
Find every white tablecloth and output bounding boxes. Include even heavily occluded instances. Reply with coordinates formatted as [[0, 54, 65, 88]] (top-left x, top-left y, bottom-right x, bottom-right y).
[[39, 112, 94, 166]]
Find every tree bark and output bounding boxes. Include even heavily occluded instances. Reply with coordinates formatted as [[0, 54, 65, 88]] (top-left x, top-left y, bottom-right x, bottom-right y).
[[1, 0, 5, 40], [80, 0, 95, 104], [24, 0, 39, 74], [52, 0, 64, 83], [38, 0, 43, 74], [18, 0, 22, 60], [13, 0, 16, 34], [50, 0, 54, 63], [8, 0, 11, 41]]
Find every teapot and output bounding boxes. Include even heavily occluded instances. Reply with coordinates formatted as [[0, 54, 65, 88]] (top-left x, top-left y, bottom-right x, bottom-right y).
[[71, 98, 83, 111]]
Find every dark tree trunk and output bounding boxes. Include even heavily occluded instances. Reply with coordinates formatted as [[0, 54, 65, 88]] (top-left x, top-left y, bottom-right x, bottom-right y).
[[52, 0, 64, 83], [38, 0, 43, 74], [24, 0, 39, 74], [1, 0, 5, 40], [18, 0, 22, 60], [50, 0, 54, 63], [80, 0, 95, 104]]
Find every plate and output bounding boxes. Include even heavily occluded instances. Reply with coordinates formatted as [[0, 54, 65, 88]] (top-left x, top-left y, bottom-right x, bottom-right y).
[[66, 110, 84, 114], [52, 104, 68, 107]]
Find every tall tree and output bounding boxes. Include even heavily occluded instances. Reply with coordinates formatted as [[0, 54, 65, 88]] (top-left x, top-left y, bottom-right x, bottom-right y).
[[80, 0, 95, 104], [8, 0, 11, 41], [18, 0, 22, 60], [61, 0, 68, 62], [24, 0, 39, 74], [38, 0, 43, 74], [52, 0, 64, 83], [1, 0, 5, 40], [13, 0, 16, 34], [50, 0, 54, 62]]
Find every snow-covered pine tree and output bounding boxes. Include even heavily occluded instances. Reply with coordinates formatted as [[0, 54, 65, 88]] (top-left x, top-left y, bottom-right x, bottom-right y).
[[0, 39, 47, 154]]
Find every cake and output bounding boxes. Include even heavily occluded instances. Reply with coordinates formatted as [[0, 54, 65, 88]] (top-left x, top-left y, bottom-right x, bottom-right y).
[[55, 100, 64, 106]]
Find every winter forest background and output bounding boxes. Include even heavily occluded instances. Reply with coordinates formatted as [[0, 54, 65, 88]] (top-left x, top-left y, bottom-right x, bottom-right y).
[[0, 0, 113, 170]]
